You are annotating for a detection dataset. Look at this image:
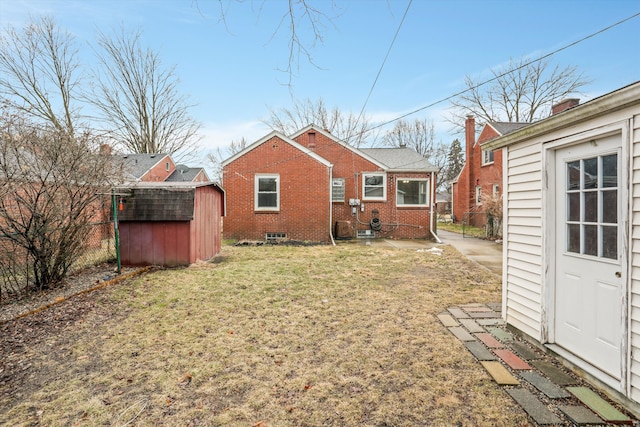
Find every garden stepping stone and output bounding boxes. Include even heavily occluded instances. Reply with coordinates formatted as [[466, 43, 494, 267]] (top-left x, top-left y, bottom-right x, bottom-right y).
[[475, 332, 504, 348], [530, 360, 577, 386], [480, 361, 519, 385], [506, 388, 563, 425], [464, 341, 497, 361], [448, 326, 476, 342], [468, 310, 500, 319], [557, 405, 605, 425], [510, 341, 542, 360], [493, 349, 532, 370], [567, 387, 633, 424], [487, 327, 513, 342], [486, 302, 502, 312], [518, 371, 570, 399], [447, 307, 469, 319], [462, 305, 492, 312], [476, 318, 505, 326], [437, 313, 458, 327], [458, 318, 484, 333]]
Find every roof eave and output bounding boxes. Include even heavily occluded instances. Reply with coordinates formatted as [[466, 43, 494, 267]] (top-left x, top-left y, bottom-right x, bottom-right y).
[[484, 81, 640, 150]]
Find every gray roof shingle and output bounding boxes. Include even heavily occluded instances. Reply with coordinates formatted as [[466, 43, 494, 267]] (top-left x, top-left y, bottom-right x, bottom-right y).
[[360, 147, 438, 172]]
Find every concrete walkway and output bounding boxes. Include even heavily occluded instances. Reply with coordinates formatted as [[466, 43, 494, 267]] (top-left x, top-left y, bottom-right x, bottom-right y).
[[436, 230, 503, 276]]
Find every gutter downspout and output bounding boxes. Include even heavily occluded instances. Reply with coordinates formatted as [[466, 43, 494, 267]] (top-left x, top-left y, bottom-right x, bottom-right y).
[[429, 171, 442, 243], [329, 166, 336, 246]]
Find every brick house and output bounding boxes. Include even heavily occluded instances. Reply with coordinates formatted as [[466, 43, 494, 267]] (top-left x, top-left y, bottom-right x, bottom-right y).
[[451, 116, 528, 229], [221, 124, 439, 243]]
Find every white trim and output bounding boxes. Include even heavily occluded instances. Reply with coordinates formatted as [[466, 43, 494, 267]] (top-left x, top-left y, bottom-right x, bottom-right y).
[[362, 172, 386, 201], [254, 174, 280, 211], [395, 177, 430, 207]]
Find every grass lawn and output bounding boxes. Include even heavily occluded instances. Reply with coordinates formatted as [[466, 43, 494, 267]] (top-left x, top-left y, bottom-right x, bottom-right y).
[[1, 242, 529, 426]]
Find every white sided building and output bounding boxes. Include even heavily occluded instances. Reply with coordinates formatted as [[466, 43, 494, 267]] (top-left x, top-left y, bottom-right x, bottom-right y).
[[484, 81, 640, 413]]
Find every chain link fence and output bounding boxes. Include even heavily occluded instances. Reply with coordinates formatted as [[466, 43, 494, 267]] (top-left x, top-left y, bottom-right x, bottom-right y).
[[462, 211, 502, 239], [0, 219, 116, 303]]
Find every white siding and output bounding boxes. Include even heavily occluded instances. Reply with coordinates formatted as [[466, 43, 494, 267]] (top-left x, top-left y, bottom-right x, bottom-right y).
[[504, 140, 543, 339], [630, 114, 640, 401]]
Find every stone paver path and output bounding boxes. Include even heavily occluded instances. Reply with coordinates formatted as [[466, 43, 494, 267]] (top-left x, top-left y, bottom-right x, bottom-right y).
[[440, 303, 636, 426]]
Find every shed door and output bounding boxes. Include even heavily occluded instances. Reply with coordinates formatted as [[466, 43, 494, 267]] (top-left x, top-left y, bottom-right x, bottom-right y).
[[554, 135, 623, 380]]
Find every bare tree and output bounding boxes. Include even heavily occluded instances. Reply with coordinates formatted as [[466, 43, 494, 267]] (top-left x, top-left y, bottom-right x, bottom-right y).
[[209, 0, 338, 86], [0, 107, 121, 293], [207, 137, 248, 183], [90, 28, 201, 157], [264, 98, 377, 147], [449, 57, 590, 132], [382, 118, 449, 191], [0, 16, 81, 137]]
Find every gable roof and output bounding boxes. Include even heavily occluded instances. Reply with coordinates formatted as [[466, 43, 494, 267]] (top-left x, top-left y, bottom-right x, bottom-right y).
[[166, 165, 209, 182], [487, 122, 531, 136], [115, 153, 172, 181], [361, 148, 438, 172], [221, 130, 332, 168]]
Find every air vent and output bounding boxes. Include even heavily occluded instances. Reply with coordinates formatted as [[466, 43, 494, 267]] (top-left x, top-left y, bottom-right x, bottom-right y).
[[356, 230, 374, 239], [266, 232, 286, 242]]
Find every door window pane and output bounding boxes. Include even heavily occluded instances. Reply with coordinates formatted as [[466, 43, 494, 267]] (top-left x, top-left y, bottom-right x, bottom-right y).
[[567, 224, 580, 253], [583, 158, 598, 189], [583, 225, 598, 256], [583, 191, 597, 223], [568, 193, 580, 222], [602, 190, 617, 224], [602, 154, 617, 188], [602, 225, 617, 259], [567, 161, 580, 190]]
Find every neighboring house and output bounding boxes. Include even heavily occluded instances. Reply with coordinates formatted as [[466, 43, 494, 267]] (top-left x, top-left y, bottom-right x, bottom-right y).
[[115, 153, 176, 182], [166, 164, 210, 183], [435, 192, 451, 215], [221, 124, 439, 243], [484, 81, 640, 414], [451, 116, 528, 228]]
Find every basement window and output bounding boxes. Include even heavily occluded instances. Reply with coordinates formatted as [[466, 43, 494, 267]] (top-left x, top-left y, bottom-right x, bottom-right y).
[[266, 232, 286, 242]]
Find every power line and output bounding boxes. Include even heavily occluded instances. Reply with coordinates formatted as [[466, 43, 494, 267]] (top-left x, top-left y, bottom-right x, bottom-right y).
[[354, 0, 413, 130], [366, 10, 640, 133]]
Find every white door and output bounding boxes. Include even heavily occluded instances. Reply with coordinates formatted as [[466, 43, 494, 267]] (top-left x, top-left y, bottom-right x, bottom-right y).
[[554, 135, 623, 380]]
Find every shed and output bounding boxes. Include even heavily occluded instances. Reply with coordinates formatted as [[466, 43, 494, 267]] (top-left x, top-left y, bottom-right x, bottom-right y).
[[115, 182, 225, 266], [484, 81, 640, 414]]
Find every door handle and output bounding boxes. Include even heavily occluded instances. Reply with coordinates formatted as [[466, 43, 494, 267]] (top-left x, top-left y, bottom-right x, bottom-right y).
[[616, 271, 622, 278]]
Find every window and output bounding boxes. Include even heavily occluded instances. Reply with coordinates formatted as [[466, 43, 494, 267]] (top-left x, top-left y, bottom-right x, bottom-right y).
[[255, 174, 279, 210], [492, 184, 500, 197], [165, 162, 171, 171], [332, 178, 345, 202], [363, 173, 386, 200], [396, 178, 429, 206], [482, 149, 494, 165], [475, 185, 482, 205]]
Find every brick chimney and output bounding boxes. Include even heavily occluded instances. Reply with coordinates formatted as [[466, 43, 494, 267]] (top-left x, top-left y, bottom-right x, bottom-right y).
[[551, 98, 580, 115], [465, 115, 475, 165]]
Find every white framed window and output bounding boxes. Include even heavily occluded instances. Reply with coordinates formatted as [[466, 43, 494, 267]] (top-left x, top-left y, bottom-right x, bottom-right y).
[[363, 173, 386, 200], [255, 174, 279, 211], [332, 178, 345, 202], [482, 149, 494, 165], [475, 185, 482, 204], [165, 162, 171, 171], [396, 178, 429, 207]]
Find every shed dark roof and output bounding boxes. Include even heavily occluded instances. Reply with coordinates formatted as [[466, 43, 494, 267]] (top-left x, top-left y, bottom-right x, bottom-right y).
[[117, 187, 195, 221]]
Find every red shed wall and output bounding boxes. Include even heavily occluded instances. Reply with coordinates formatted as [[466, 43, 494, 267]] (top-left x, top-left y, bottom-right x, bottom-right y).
[[119, 221, 191, 266], [223, 135, 331, 242], [190, 186, 223, 261]]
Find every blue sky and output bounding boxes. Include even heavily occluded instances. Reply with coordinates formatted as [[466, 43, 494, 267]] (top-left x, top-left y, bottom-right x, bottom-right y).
[[1, 0, 639, 158]]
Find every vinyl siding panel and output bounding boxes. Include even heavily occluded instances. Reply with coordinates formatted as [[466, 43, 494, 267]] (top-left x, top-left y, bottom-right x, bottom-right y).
[[630, 113, 640, 401], [504, 140, 543, 340]]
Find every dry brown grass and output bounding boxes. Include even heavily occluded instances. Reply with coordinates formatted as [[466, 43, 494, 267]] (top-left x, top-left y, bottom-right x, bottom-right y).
[[1, 242, 530, 426]]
